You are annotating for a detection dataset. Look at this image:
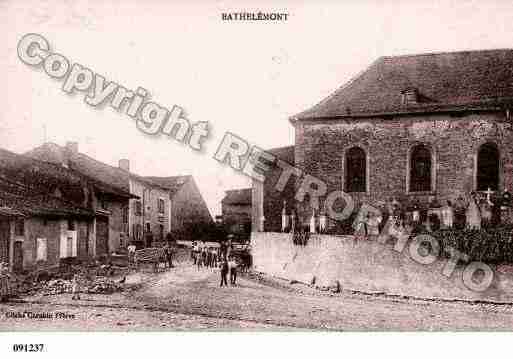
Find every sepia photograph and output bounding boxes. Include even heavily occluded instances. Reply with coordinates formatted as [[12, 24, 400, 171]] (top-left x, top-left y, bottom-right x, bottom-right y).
[[1, 0, 513, 357]]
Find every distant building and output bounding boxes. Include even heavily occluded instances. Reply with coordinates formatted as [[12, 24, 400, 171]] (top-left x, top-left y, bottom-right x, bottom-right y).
[[144, 175, 213, 232], [0, 147, 133, 271], [222, 188, 252, 237], [252, 146, 295, 232]]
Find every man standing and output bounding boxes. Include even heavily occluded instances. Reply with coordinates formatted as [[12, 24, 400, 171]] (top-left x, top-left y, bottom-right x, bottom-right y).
[[219, 258, 229, 287], [219, 240, 228, 261], [164, 242, 174, 269], [228, 256, 238, 286]]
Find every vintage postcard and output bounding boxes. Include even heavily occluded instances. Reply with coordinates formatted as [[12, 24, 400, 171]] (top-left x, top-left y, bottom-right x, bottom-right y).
[[1, 0, 513, 356]]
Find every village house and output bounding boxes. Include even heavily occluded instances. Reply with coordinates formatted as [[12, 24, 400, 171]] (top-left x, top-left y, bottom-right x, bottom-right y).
[[0, 176, 93, 272], [145, 175, 213, 234], [221, 188, 252, 236], [25, 142, 170, 250], [254, 49, 513, 231], [0, 147, 133, 272], [117, 166, 171, 247], [27, 143, 212, 247]]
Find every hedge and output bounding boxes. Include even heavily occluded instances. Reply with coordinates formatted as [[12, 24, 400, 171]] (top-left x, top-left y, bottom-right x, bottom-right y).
[[429, 225, 513, 264]]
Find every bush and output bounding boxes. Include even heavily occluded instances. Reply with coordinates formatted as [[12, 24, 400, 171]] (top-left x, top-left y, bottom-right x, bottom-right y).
[[430, 225, 513, 264]]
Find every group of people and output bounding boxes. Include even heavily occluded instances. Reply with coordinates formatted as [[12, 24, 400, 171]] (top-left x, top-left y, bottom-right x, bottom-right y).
[[352, 189, 512, 239], [192, 241, 220, 268], [191, 238, 239, 287]]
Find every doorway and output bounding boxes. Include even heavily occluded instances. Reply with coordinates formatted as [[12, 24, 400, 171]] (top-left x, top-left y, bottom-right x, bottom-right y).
[[0, 219, 10, 265], [13, 241, 23, 272]]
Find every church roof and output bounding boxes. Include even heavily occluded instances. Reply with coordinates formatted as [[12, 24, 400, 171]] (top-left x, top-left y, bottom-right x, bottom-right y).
[[292, 49, 513, 122]]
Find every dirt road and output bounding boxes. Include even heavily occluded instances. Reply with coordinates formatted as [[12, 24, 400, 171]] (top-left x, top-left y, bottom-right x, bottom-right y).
[[3, 259, 513, 330]]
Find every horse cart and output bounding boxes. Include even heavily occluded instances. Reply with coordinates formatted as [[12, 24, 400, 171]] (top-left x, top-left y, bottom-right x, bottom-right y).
[[133, 247, 168, 272]]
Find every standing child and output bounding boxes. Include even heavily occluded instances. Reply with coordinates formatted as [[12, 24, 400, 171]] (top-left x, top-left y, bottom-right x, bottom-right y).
[[219, 258, 228, 287], [71, 272, 82, 300], [165, 243, 174, 269]]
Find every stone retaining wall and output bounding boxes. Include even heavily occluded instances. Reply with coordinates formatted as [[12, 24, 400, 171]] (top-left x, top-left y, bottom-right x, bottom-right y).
[[251, 232, 513, 303]]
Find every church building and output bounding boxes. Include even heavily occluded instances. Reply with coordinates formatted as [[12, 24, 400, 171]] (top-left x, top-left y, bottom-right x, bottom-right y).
[[253, 49, 513, 232]]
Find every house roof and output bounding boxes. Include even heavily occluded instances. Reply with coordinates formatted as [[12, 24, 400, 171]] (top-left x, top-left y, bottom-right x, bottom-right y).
[[143, 175, 191, 197], [0, 148, 87, 201], [0, 191, 94, 218], [292, 49, 513, 121], [0, 175, 94, 218], [222, 188, 252, 206], [0, 206, 25, 217], [25, 143, 161, 196]]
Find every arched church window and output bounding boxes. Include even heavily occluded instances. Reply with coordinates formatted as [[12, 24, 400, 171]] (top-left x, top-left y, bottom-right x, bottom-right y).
[[477, 142, 500, 191], [345, 147, 366, 193], [410, 144, 432, 192]]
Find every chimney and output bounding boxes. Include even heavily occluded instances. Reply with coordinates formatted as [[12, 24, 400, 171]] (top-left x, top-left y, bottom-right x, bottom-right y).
[[62, 141, 78, 168], [119, 159, 130, 172]]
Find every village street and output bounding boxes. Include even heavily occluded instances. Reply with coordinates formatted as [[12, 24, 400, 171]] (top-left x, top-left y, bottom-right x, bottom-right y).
[[4, 255, 513, 331]]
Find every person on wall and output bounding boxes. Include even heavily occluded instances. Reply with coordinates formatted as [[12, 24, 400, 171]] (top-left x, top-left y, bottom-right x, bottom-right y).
[[441, 200, 454, 228], [500, 189, 512, 224], [454, 195, 467, 230], [466, 192, 482, 230]]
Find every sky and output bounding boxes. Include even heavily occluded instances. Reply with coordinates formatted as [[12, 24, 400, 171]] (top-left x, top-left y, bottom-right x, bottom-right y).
[[1, 0, 513, 216]]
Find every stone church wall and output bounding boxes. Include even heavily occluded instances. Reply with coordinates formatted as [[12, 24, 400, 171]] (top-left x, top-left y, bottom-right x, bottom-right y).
[[293, 112, 513, 223]]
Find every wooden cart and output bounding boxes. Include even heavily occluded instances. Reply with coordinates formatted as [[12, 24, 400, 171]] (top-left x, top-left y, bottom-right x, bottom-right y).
[[134, 247, 167, 272]]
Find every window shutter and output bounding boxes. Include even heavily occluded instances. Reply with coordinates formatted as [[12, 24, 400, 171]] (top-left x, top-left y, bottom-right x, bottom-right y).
[[36, 238, 47, 261], [60, 232, 68, 258], [71, 231, 78, 257]]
